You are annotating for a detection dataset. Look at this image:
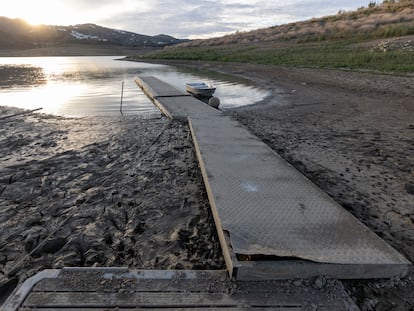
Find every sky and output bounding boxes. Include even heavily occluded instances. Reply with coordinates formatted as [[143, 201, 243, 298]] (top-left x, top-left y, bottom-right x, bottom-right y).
[[3, 0, 372, 39]]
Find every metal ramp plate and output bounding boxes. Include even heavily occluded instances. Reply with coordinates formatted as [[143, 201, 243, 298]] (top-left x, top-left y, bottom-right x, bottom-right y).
[[136, 76, 189, 98], [153, 95, 220, 120], [189, 115, 410, 280], [2, 268, 358, 310], [136, 76, 410, 280], [136, 77, 220, 120]]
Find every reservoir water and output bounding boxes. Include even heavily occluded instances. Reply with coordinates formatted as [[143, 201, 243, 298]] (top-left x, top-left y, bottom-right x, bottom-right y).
[[0, 56, 268, 117]]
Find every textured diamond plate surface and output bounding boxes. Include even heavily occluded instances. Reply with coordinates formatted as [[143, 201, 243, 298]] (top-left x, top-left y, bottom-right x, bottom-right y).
[[136, 77, 220, 119], [138, 76, 187, 97], [158, 97, 220, 119], [136, 76, 410, 269], [190, 115, 410, 265]]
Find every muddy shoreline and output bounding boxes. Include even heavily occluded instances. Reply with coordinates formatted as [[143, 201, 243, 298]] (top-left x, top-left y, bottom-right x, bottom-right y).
[[1, 61, 414, 309], [0, 107, 224, 303]]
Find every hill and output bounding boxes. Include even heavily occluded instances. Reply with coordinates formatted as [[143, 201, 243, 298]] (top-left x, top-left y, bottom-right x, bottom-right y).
[[132, 0, 414, 73], [0, 17, 188, 53]]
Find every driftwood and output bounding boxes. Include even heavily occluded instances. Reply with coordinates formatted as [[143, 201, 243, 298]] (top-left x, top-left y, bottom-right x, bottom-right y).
[[0, 108, 43, 121]]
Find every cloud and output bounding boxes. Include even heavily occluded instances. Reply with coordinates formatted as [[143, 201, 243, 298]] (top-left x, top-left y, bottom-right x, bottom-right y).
[[106, 0, 369, 38], [65, 0, 116, 9], [3, 0, 371, 38], [99, 0, 272, 37]]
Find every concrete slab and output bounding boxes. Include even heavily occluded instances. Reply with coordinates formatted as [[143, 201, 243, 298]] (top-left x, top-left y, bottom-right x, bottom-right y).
[[154, 96, 220, 120], [136, 76, 188, 98], [189, 115, 410, 279], [2, 268, 358, 311], [136, 77, 220, 120], [136, 76, 411, 280]]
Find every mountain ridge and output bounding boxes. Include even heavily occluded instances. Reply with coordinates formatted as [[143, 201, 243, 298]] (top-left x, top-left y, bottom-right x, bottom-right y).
[[0, 17, 188, 50]]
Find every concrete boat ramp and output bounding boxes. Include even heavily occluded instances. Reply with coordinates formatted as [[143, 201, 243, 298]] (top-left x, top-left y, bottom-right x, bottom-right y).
[[3, 76, 410, 310]]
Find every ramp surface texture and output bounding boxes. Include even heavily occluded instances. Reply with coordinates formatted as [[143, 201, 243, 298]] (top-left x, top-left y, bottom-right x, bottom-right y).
[[136, 76, 410, 280], [136, 77, 220, 120], [2, 268, 358, 311], [136, 76, 189, 98]]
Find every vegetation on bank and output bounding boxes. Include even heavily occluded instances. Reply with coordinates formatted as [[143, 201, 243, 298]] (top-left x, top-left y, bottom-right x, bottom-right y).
[[131, 0, 414, 73], [134, 42, 414, 73]]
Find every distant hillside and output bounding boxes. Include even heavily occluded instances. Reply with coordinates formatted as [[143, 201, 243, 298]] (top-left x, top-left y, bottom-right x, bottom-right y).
[[174, 0, 414, 48], [135, 0, 414, 73], [0, 17, 188, 50]]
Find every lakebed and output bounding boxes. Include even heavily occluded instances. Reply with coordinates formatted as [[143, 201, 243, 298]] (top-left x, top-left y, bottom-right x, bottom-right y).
[[1, 60, 414, 309], [0, 108, 224, 303]]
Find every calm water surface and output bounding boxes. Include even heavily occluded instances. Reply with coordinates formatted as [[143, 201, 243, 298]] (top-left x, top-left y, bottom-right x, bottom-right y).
[[0, 56, 269, 117]]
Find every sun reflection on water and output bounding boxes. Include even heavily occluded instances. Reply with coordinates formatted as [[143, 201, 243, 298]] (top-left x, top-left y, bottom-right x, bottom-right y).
[[0, 56, 269, 117], [1, 82, 89, 115]]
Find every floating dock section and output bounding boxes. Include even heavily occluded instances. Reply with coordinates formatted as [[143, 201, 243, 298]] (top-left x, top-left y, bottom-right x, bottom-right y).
[[136, 76, 410, 280]]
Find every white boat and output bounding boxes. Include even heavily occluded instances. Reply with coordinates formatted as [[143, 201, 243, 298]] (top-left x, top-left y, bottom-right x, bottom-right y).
[[185, 82, 216, 97]]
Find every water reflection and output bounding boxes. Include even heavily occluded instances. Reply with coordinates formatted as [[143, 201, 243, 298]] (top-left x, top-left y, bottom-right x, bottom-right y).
[[0, 56, 269, 117], [0, 65, 47, 87], [138, 65, 267, 109]]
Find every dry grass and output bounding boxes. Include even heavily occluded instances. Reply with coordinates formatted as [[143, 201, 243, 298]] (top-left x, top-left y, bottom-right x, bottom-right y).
[[139, 1, 414, 73], [173, 1, 414, 48]]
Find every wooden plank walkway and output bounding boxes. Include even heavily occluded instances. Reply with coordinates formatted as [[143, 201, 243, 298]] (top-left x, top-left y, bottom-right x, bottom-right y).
[[3, 268, 358, 310], [136, 76, 411, 280]]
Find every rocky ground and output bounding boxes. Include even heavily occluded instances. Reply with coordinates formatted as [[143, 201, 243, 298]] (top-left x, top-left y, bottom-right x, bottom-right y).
[[0, 107, 224, 303]]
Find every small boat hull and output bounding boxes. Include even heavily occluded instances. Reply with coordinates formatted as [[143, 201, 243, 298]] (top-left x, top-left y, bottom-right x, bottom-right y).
[[185, 82, 216, 97]]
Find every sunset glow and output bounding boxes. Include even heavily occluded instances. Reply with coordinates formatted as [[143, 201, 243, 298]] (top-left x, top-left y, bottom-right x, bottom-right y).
[[2, 0, 124, 27], [2, 0, 372, 38], [4, 1, 76, 25]]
